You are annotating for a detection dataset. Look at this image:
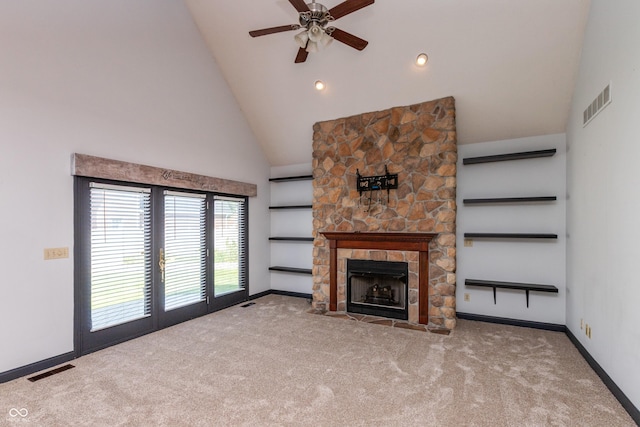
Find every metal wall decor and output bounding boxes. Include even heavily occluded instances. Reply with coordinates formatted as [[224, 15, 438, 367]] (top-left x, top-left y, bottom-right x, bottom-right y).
[[356, 166, 398, 212]]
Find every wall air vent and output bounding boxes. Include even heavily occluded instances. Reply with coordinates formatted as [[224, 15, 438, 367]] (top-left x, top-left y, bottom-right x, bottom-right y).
[[583, 83, 612, 127]]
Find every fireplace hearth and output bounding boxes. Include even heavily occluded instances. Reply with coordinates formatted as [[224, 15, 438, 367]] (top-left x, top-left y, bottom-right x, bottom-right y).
[[347, 259, 408, 320]]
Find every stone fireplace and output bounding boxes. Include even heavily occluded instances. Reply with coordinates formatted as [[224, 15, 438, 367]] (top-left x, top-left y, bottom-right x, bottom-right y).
[[311, 97, 457, 330]]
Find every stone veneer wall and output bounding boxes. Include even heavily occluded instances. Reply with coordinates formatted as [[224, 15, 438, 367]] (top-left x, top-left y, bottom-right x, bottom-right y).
[[311, 96, 458, 329]]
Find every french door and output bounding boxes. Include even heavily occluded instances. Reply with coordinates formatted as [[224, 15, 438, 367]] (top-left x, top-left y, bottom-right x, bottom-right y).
[[74, 178, 248, 355], [159, 190, 208, 328]]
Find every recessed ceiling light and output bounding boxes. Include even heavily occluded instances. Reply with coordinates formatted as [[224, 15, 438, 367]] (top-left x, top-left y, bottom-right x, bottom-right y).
[[314, 80, 326, 91], [416, 53, 428, 66]]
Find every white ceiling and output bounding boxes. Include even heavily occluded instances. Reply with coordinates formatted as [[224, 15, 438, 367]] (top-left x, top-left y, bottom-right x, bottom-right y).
[[184, 0, 590, 166]]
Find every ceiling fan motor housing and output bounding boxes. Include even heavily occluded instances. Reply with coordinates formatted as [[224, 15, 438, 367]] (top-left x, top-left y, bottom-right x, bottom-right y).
[[299, 2, 333, 28]]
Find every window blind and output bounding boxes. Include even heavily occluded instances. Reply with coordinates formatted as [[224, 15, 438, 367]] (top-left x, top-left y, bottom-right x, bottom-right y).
[[89, 183, 152, 331], [164, 191, 207, 311], [213, 196, 247, 296]]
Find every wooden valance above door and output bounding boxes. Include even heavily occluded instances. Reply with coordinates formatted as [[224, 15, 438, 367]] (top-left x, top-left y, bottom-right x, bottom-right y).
[[71, 153, 257, 197]]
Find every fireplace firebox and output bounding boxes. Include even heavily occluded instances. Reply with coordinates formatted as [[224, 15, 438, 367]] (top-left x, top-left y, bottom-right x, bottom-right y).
[[347, 259, 409, 320]]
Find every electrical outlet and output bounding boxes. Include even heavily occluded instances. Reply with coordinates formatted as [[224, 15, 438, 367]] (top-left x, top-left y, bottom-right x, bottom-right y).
[[585, 324, 592, 339], [464, 239, 473, 247], [580, 318, 583, 330], [44, 247, 69, 260], [464, 293, 470, 302]]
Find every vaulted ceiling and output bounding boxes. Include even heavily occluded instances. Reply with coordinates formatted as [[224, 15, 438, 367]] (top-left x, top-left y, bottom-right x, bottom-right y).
[[184, 0, 590, 166]]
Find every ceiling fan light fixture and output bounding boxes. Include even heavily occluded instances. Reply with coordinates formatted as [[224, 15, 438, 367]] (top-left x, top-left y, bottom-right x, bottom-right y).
[[295, 23, 332, 52], [314, 80, 326, 91], [416, 53, 429, 66], [306, 40, 319, 53], [307, 22, 325, 43], [319, 31, 334, 48], [294, 30, 309, 48]]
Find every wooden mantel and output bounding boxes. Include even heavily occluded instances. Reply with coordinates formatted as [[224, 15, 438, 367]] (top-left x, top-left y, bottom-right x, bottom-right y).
[[320, 232, 437, 325]]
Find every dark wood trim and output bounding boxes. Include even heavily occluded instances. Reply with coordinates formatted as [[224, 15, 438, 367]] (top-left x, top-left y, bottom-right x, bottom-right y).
[[464, 233, 558, 239], [268, 266, 312, 275], [321, 232, 437, 251], [249, 288, 312, 301], [269, 205, 313, 210], [248, 290, 272, 300], [419, 251, 429, 325], [269, 290, 313, 299], [269, 237, 314, 242], [566, 328, 640, 424], [465, 279, 558, 308], [269, 175, 313, 182], [321, 232, 437, 324], [465, 279, 558, 293], [0, 352, 75, 384], [463, 148, 556, 165], [456, 312, 565, 332], [329, 238, 337, 311], [463, 196, 557, 204]]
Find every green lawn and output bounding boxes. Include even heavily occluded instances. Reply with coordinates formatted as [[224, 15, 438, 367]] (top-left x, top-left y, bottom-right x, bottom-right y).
[[92, 266, 241, 310]]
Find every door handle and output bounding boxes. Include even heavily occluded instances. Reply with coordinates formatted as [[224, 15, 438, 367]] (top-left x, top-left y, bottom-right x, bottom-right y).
[[159, 248, 165, 282]]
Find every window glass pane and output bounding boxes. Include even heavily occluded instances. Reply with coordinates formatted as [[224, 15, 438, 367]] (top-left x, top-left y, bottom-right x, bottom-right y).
[[90, 184, 151, 331], [214, 197, 246, 296], [164, 192, 207, 310]]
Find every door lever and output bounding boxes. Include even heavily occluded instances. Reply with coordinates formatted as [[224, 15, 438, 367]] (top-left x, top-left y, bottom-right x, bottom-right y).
[[159, 248, 165, 282]]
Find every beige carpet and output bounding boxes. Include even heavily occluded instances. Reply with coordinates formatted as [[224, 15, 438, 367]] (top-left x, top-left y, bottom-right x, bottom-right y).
[[0, 295, 635, 426]]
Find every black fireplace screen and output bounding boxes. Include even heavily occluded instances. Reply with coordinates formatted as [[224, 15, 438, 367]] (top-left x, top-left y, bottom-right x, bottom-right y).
[[347, 259, 408, 320]]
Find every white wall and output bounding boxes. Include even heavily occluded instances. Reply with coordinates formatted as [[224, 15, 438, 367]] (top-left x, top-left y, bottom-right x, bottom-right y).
[[0, 1, 270, 374], [269, 163, 313, 294], [566, 0, 640, 409], [457, 134, 567, 324]]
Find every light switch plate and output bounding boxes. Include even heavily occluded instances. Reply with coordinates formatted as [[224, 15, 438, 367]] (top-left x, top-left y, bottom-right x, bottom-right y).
[[44, 247, 69, 260]]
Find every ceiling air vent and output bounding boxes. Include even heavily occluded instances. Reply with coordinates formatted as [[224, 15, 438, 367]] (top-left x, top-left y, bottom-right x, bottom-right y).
[[583, 83, 612, 127]]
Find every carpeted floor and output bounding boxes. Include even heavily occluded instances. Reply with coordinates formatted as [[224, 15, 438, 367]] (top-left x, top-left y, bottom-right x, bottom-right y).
[[0, 295, 635, 426]]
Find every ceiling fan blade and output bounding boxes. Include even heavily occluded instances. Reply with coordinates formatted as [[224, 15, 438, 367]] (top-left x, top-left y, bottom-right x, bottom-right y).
[[249, 24, 300, 37], [289, 0, 310, 13], [329, 0, 374, 20], [249, 25, 300, 37], [329, 27, 368, 50], [295, 47, 309, 63]]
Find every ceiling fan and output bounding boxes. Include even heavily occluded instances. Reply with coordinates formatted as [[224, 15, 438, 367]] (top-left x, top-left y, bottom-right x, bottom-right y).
[[249, 0, 374, 63]]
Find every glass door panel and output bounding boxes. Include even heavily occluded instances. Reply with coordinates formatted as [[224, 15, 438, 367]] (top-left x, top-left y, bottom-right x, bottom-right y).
[[79, 181, 154, 354], [163, 191, 207, 310], [213, 197, 246, 296], [89, 183, 152, 331]]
